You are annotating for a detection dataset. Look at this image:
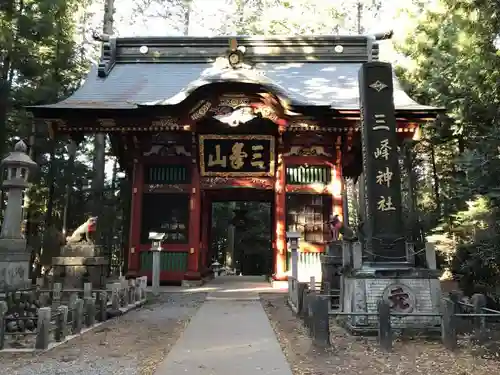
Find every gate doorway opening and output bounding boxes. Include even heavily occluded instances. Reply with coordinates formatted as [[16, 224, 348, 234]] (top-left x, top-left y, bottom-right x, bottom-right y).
[[208, 189, 274, 277]]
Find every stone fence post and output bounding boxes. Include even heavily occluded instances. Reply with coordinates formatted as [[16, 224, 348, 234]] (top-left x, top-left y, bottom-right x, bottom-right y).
[[122, 280, 130, 306], [311, 295, 330, 348], [378, 300, 392, 352], [135, 278, 142, 301], [84, 297, 96, 327], [67, 293, 77, 333], [309, 276, 316, 292], [83, 282, 92, 299], [0, 301, 7, 350], [55, 305, 68, 342], [52, 282, 62, 310], [471, 293, 487, 341], [35, 307, 51, 350], [128, 279, 136, 304], [111, 283, 120, 310], [442, 298, 457, 351], [73, 298, 84, 334], [137, 276, 147, 301], [98, 291, 107, 322]]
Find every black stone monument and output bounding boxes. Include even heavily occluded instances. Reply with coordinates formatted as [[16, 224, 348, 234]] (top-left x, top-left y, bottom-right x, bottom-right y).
[[341, 60, 442, 334], [358, 61, 406, 263]]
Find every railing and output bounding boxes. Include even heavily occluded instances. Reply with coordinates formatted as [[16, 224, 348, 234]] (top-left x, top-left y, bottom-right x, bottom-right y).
[[287, 252, 323, 282], [287, 276, 500, 351], [0, 277, 148, 351]]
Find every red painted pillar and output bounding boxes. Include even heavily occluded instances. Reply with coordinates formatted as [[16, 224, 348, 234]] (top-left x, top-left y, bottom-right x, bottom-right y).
[[331, 166, 343, 217], [274, 153, 287, 280], [186, 162, 201, 280], [200, 192, 210, 273], [334, 141, 343, 221], [128, 159, 143, 275]]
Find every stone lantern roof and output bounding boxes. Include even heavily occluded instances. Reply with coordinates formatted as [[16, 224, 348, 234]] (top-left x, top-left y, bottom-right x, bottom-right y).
[[1, 140, 37, 169], [1, 140, 37, 189]]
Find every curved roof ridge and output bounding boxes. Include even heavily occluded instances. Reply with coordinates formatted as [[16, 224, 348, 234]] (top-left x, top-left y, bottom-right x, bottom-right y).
[[138, 64, 316, 107]]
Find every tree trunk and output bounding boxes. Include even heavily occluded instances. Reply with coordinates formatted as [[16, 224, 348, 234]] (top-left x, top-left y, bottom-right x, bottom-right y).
[[235, 0, 245, 34], [0, 0, 17, 158], [44, 139, 56, 228], [62, 140, 77, 235], [182, 0, 192, 35], [91, 0, 115, 245], [429, 141, 441, 216]]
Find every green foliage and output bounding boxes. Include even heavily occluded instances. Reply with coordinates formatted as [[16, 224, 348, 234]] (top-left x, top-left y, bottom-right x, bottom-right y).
[[396, 0, 500, 298], [0, 0, 101, 269]]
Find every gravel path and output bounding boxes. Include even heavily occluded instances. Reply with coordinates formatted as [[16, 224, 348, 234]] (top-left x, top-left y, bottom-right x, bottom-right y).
[[261, 293, 500, 375], [0, 292, 206, 375]]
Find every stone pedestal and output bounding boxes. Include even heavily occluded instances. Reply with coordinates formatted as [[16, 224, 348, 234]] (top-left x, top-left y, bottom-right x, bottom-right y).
[[0, 238, 31, 292], [342, 265, 442, 333], [52, 243, 109, 289], [321, 241, 343, 294]]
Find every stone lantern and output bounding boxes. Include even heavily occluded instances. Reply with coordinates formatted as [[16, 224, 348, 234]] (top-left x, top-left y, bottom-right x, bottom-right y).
[[0, 140, 38, 291]]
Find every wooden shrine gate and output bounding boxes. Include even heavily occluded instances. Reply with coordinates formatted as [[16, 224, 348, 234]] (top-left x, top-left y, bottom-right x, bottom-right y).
[[28, 35, 437, 285]]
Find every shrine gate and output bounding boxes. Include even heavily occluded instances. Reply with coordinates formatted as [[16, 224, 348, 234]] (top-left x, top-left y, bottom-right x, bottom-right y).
[[28, 35, 438, 284]]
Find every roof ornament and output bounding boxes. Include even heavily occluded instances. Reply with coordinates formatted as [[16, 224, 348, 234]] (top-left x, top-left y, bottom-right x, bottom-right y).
[[227, 38, 245, 69], [214, 106, 256, 127]]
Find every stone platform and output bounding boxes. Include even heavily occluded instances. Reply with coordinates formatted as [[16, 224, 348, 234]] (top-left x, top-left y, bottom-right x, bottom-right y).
[[52, 243, 108, 289]]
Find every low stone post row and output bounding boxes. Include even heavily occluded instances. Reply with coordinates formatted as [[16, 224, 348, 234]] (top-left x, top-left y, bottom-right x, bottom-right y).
[[289, 276, 331, 348], [34, 297, 92, 350], [441, 293, 491, 350], [108, 276, 147, 311], [0, 294, 106, 351], [0, 278, 149, 351], [375, 293, 495, 352]]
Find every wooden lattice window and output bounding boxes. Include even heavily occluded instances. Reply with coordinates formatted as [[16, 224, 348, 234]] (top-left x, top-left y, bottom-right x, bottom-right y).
[[140, 193, 190, 244], [286, 165, 331, 185], [286, 193, 332, 243], [144, 165, 191, 184]]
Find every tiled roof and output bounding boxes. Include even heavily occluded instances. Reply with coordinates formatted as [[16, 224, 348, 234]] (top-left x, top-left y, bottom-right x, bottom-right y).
[[35, 61, 435, 112], [30, 35, 438, 114]]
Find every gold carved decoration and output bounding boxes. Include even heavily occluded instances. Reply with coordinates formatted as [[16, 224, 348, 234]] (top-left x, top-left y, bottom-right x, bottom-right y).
[[146, 184, 188, 193], [151, 117, 190, 131], [253, 105, 280, 123], [97, 118, 116, 127], [200, 177, 274, 190], [284, 146, 332, 157], [199, 135, 275, 177], [190, 100, 212, 121], [152, 117, 177, 126], [218, 96, 251, 108]]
